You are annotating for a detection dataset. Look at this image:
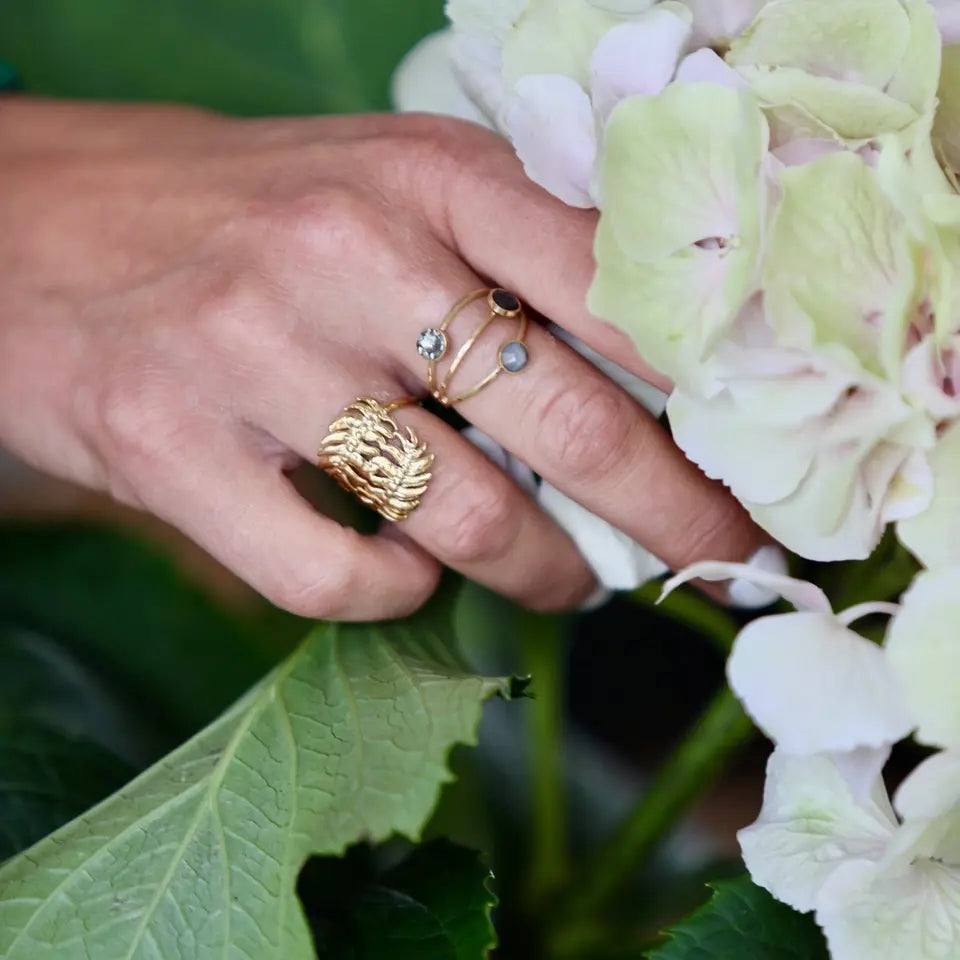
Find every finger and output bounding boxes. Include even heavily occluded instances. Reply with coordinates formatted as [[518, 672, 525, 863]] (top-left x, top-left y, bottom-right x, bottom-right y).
[[254, 370, 599, 612], [385, 266, 767, 578], [421, 118, 669, 389], [138, 425, 441, 621]]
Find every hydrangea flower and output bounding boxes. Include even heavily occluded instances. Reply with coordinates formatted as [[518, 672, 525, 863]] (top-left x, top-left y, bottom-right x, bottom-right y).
[[662, 562, 960, 959]]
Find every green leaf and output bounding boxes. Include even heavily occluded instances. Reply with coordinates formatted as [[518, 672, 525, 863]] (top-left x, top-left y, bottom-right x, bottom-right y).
[[310, 840, 497, 959], [0, 0, 445, 115], [0, 522, 275, 736], [0, 721, 134, 862], [647, 877, 829, 960], [0, 600, 511, 959]]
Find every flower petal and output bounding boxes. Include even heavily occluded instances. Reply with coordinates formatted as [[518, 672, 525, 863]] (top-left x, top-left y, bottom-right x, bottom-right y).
[[886, 567, 960, 749], [539, 483, 667, 590], [739, 750, 897, 913], [668, 389, 815, 503], [600, 83, 768, 261], [818, 858, 960, 960], [728, 611, 913, 754], [764, 152, 916, 378], [661, 564, 831, 613], [898, 421, 960, 568], [589, 7, 692, 118], [673, 48, 748, 89], [681, 0, 767, 50], [728, 0, 910, 89], [392, 29, 493, 124], [501, 74, 597, 207]]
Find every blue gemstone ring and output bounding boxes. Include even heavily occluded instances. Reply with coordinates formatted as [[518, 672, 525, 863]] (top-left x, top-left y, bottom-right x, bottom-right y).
[[418, 288, 531, 407]]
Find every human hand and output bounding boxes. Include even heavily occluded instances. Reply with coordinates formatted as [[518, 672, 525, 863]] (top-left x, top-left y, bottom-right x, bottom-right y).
[[0, 98, 767, 619]]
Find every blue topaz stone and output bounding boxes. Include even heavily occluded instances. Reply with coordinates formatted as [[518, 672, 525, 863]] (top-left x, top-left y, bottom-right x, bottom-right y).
[[417, 328, 447, 361], [499, 340, 529, 373]]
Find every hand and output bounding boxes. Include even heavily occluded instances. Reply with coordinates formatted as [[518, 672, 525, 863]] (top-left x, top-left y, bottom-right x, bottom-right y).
[[0, 97, 766, 620]]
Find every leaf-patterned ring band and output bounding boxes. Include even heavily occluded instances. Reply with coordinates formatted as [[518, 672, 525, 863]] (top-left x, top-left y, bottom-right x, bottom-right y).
[[317, 396, 433, 522]]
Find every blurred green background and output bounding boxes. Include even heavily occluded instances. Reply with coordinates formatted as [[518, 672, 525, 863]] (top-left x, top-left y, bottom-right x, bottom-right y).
[[0, 0, 445, 115]]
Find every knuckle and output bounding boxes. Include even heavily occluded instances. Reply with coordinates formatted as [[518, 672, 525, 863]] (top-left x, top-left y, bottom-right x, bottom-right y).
[[433, 477, 515, 565], [193, 273, 283, 353], [263, 562, 350, 619], [95, 374, 175, 462], [274, 186, 387, 261], [536, 382, 637, 483]]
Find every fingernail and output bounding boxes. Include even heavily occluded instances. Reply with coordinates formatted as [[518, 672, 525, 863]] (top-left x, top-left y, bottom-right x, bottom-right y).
[[727, 545, 789, 609]]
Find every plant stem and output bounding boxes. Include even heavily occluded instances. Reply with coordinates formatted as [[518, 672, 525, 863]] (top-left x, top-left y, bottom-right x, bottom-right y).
[[552, 685, 755, 950], [521, 611, 571, 904]]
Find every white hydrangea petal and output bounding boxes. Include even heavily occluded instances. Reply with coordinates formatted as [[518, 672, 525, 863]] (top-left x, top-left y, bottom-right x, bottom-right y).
[[818, 858, 960, 960], [450, 33, 508, 122], [886, 567, 960, 750], [673, 48, 748, 88], [934, 0, 960, 43], [501, 74, 597, 208], [589, 9, 692, 119], [739, 750, 897, 913], [727, 544, 790, 610], [729, 611, 913, 755], [668, 390, 814, 504], [392, 29, 493, 124], [681, 0, 768, 50], [891, 752, 960, 868], [899, 421, 960, 568], [445, 0, 527, 44], [538, 483, 667, 590], [661, 564, 831, 613], [896, 751, 960, 825]]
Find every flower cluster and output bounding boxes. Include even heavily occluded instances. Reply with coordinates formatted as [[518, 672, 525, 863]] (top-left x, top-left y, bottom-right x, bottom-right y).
[[448, 0, 960, 566], [434, 1, 960, 955], [663, 560, 960, 959]]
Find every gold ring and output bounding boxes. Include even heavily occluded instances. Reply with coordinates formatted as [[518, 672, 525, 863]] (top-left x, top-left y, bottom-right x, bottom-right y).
[[317, 396, 433, 522], [416, 288, 530, 407]]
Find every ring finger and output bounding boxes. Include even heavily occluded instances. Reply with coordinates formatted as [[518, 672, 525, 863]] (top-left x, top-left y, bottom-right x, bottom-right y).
[[250, 359, 599, 612]]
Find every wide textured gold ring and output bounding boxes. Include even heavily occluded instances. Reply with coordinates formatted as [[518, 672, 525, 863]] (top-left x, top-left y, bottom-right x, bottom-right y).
[[317, 396, 433, 522], [416, 288, 530, 407]]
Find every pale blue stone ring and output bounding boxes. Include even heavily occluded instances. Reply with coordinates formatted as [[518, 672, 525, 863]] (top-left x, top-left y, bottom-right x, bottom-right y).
[[419, 288, 531, 406]]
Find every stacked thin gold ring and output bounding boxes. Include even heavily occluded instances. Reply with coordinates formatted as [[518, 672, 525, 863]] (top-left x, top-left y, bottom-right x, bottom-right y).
[[318, 288, 530, 522], [416, 288, 530, 407]]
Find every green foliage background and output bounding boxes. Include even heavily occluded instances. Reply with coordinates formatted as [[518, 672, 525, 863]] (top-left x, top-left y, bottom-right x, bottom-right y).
[[0, 0, 446, 115]]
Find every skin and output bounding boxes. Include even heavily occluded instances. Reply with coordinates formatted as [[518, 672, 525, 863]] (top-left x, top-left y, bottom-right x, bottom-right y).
[[0, 97, 766, 620]]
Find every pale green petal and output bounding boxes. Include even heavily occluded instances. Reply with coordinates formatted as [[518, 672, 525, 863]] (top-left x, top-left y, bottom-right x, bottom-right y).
[[934, 45, 960, 181], [590, 218, 726, 391], [885, 0, 942, 115], [764, 152, 916, 378], [736, 67, 918, 141], [728, 0, 910, 89], [886, 567, 960, 749], [739, 751, 897, 914], [502, 0, 623, 88], [898, 420, 960, 568], [600, 83, 768, 261]]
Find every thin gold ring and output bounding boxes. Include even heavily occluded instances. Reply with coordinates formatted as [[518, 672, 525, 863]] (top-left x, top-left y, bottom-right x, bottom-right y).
[[317, 396, 433, 522], [416, 288, 530, 407]]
